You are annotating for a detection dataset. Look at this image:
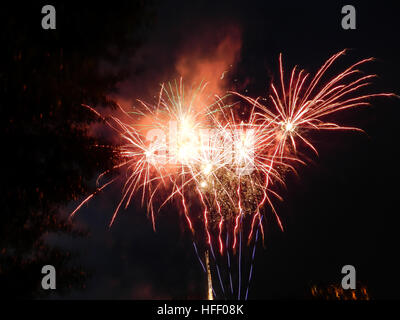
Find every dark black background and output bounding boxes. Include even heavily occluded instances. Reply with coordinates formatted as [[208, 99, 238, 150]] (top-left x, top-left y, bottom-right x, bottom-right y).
[[2, 0, 400, 300]]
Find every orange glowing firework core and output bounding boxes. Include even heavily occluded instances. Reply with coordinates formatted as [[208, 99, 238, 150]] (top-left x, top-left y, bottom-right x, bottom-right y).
[[70, 50, 396, 255]]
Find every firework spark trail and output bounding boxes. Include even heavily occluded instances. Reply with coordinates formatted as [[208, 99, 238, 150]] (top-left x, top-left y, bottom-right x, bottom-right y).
[[193, 241, 206, 273], [214, 189, 224, 255], [69, 51, 396, 299], [238, 218, 243, 300], [226, 233, 234, 295], [245, 216, 262, 300], [209, 242, 226, 298], [70, 178, 117, 219]]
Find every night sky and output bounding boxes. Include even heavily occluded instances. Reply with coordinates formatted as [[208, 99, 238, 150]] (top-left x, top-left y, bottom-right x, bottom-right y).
[[4, 1, 400, 300]]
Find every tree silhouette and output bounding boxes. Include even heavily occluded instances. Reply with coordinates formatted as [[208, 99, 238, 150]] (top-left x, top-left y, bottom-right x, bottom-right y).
[[0, 2, 154, 298]]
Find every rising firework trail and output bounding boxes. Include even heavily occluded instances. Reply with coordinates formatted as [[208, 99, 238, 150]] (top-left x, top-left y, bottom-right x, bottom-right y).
[[70, 50, 396, 299]]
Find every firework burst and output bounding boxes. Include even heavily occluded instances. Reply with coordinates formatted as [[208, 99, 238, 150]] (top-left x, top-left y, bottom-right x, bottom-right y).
[[70, 50, 396, 299]]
